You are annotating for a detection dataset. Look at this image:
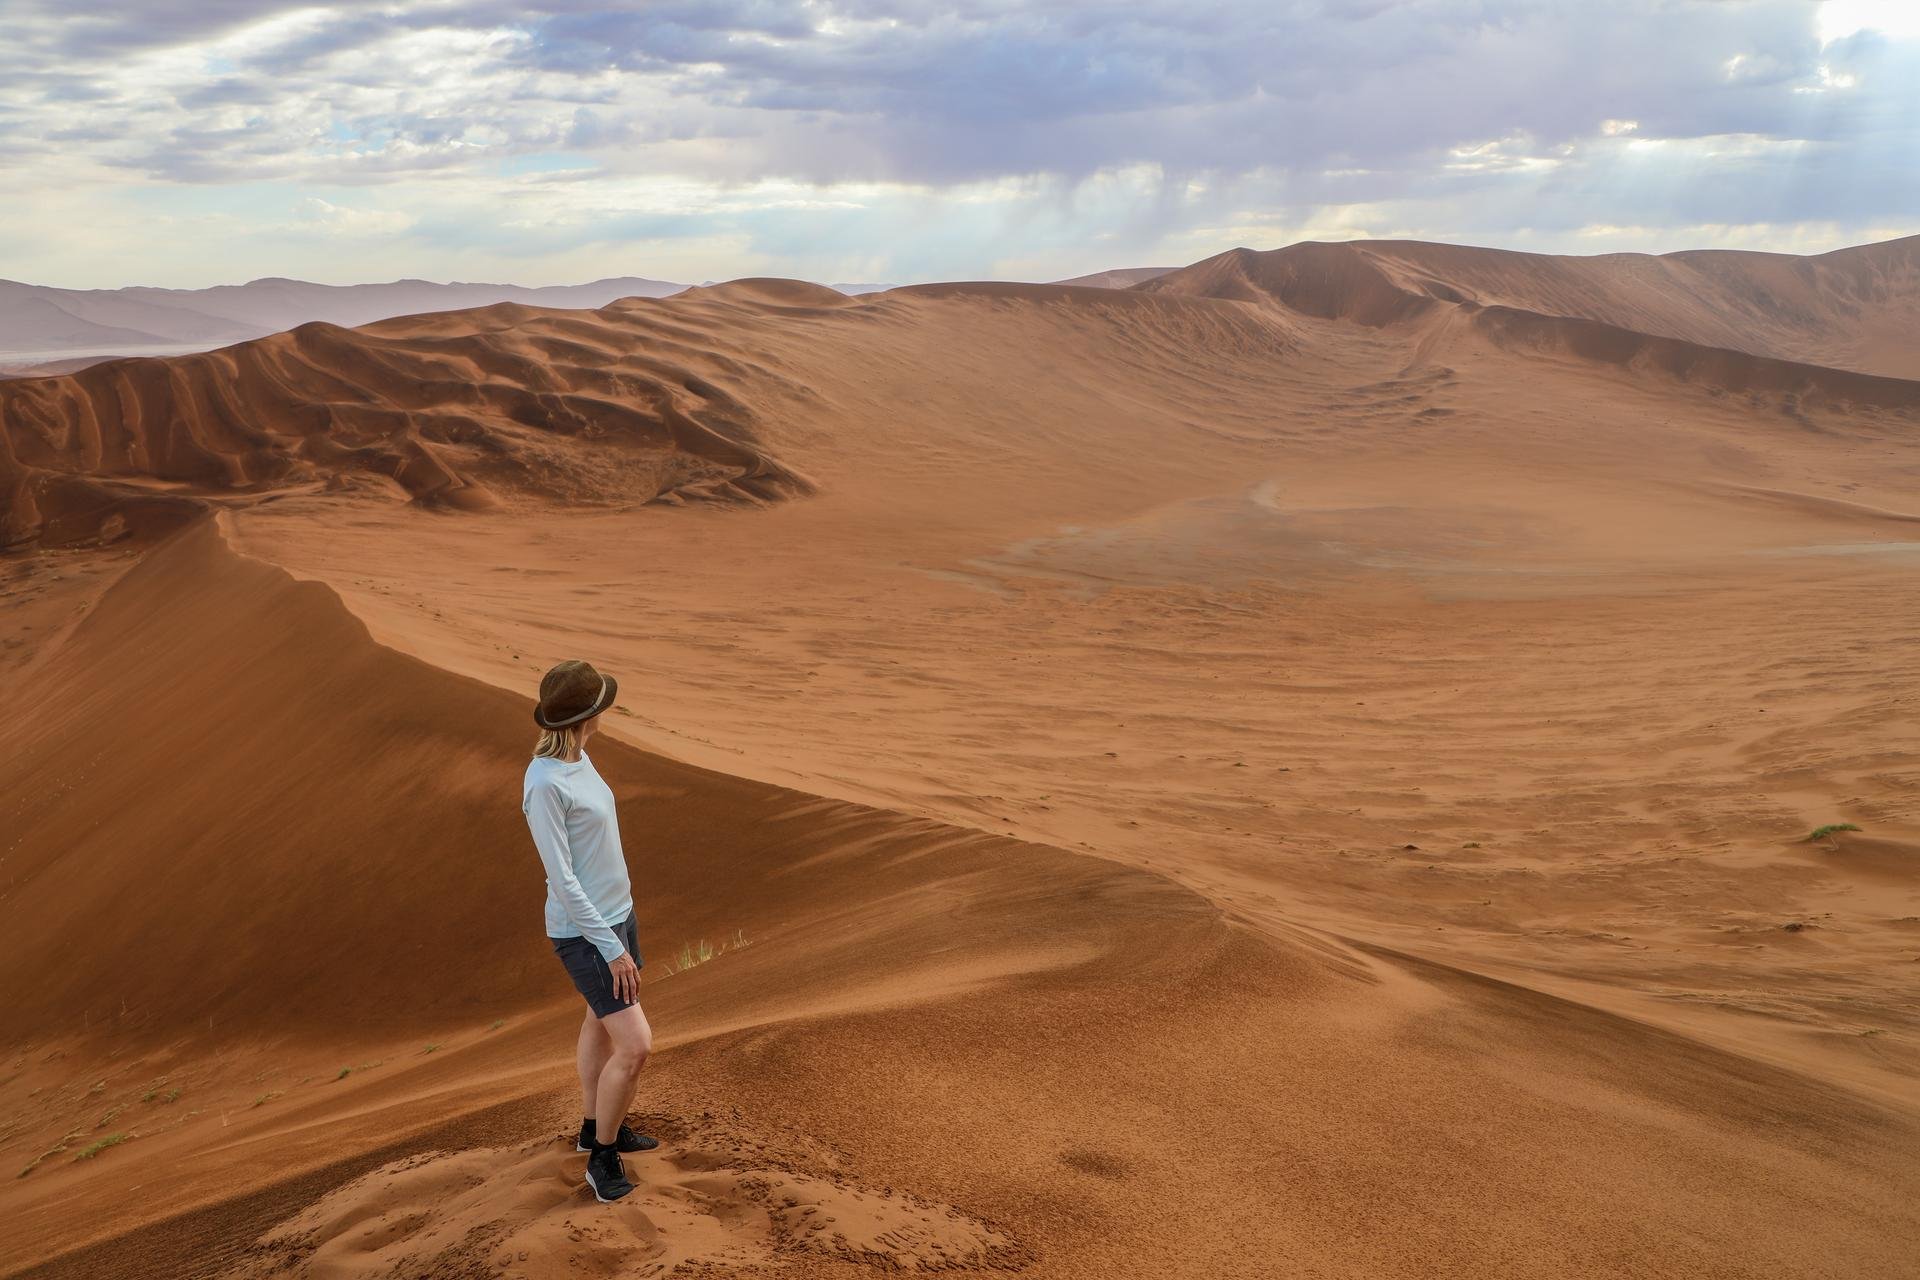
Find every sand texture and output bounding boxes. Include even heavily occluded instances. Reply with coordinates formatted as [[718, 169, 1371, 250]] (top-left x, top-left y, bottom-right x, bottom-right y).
[[2, 237, 1917, 1279]]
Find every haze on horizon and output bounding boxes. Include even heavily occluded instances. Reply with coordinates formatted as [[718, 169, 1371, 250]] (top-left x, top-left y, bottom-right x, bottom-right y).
[[5, 1, 1919, 291]]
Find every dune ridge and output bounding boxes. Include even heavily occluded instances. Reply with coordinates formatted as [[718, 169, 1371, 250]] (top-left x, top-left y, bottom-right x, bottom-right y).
[[1142, 240, 1920, 413], [0, 303, 814, 548], [1141, 235, 1920, 377], [0, 513, 1170, 1041], [1458, 302, 1920, 412]]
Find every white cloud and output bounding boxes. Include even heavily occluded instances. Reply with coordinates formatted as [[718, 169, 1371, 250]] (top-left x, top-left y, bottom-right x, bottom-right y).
[[296, 197, 417, 235], [1818, 0, 1920, 43], [0, 1, 1915, 287]]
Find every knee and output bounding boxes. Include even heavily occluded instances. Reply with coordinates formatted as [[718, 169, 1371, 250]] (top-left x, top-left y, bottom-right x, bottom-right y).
[[609, 1032, 651, 1072]]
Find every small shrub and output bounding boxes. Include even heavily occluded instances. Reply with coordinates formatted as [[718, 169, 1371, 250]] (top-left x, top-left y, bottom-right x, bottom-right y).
[[659, 929, 752, 979], [17, 1129, 82, 1179], [74, 1132, 130, 1160], [1807, 823, 1861, 842]]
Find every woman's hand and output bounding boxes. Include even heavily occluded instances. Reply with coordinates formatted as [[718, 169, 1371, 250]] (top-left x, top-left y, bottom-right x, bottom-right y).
[[609, 952, 640, 1004]]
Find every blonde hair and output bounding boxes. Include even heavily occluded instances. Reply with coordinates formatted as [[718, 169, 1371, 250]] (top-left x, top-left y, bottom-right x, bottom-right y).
[[533, 725, 582, 761]]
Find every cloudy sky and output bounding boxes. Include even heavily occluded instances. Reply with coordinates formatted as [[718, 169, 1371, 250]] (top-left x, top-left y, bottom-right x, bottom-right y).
[[5, 0, 1917, 288]]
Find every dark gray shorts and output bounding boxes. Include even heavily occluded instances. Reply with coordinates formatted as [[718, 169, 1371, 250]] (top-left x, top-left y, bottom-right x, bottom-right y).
[[552, 915, 642, 1018]]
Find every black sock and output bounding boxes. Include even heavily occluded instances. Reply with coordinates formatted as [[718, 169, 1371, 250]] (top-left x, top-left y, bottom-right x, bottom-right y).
[[582, 1117, 596, 1133], [591, 1137, 617, 1155]]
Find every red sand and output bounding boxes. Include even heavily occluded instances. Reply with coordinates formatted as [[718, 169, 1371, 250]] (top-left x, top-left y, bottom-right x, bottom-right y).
[[2, 237, 1918, 1279]]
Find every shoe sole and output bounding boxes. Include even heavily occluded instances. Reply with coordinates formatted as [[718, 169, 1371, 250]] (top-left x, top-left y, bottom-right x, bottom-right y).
[[584, 1171, 634, 1203]]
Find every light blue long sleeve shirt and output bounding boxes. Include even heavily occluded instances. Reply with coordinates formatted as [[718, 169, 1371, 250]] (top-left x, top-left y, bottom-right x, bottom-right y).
[[522, 751, 635, 963]]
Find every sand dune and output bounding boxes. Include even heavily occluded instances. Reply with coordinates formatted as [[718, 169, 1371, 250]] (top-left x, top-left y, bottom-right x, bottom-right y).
[[3, 234, 1919, 1278], [1142, 236, 1920, 377], [1450, 302, 1920, 412], [0, 300, 816, 548]]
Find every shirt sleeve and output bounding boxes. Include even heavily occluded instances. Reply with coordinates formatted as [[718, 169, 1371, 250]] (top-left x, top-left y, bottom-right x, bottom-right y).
[[523, 776, 626, 962]]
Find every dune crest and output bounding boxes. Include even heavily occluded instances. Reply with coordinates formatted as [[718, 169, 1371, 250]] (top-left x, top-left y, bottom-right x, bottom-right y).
[[1137, 238, 1920, 414], [0, 304, 813, 548], [1141, 235, 1920, 378]]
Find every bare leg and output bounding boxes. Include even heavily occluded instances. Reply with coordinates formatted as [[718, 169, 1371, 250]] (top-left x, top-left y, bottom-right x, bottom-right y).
[[594, 1002, 652, 1139], [576, 1009, 611, 1118]]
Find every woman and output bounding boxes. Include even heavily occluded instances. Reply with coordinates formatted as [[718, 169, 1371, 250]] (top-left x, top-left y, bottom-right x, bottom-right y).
[[522, 658, 658, 1204]]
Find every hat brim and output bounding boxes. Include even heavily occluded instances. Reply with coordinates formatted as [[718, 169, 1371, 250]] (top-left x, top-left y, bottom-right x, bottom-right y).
[[533, 673, 617, 729]]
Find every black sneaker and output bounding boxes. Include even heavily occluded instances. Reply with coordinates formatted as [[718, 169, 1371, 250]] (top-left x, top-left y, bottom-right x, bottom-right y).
[[584, 1146, 635, 1203], [576, 1120, 660, 1153]]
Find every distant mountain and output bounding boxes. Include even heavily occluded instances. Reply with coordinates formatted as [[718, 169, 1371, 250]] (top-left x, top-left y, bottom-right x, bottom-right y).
[[0, 275, 686, 365], [0, 290, 183, 349], [1050, 266, 1179, 289]]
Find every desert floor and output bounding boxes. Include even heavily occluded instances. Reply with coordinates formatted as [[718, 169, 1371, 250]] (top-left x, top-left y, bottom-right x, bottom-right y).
[[2, 256, 1918, 1278]]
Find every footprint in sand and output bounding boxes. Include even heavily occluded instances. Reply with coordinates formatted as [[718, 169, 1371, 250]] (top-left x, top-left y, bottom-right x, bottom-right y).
[[222, 1132, 1021, 1277]]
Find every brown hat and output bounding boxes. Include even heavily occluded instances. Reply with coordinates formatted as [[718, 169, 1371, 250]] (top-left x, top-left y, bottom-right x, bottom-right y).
[[534, 659, 618, 729]]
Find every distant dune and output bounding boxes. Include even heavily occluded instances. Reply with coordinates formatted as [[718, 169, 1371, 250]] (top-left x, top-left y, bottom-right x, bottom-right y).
[[1139, 235, 1920, 378], [1050, 265, 1179, 288]]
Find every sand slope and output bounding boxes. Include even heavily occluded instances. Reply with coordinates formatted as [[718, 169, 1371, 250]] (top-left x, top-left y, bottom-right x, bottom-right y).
[[5, 516, 1915, 1279]]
